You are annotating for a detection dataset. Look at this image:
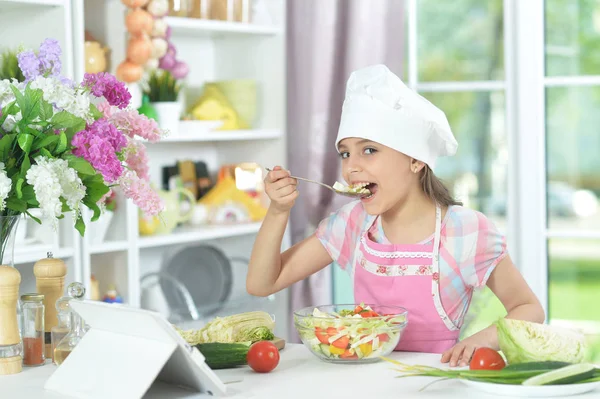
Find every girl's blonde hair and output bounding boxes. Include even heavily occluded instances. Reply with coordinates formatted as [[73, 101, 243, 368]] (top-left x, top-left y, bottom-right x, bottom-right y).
[[420, 166, 463, 207]]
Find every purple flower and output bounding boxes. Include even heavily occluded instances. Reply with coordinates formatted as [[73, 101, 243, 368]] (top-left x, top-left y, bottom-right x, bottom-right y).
[[17, 51, 41, 81], [38, 38, 62, 77], [71, 118, 128, 183], [83, 72, 131, 109]]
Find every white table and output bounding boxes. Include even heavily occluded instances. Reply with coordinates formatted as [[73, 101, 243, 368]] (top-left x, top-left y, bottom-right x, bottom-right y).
[[2, 344, 599, 398]]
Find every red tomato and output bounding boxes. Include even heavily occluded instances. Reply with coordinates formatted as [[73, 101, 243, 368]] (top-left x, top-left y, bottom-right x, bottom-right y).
[[377, 333, 390, 343], [326, 327, 338, 336], [331, 335, 350, 349], [340, 349, 358, 359], [469, 347, 506, 371], [315, 327, 329, 344], [353, 305, 364, 314], [247, 341, 280, 373]]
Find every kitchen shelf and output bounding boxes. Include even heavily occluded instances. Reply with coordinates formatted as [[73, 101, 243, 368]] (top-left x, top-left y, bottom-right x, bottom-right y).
[[89, 240, 130, 255], [138, 222, 262, 249], [0, 0, 66, 10], [158, 128, 282, 143], [165, 17, 282, 36], [14, 245, 74, 265]]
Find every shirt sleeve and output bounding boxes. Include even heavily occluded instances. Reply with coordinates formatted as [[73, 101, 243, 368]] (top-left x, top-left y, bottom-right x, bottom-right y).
[[460, 211, 508, 288], [315, 201, 366, 272]]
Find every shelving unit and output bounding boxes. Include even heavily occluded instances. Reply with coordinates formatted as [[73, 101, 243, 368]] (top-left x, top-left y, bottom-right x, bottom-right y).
[[164, 16, 282, 36], [0, 0, 290, 340], [76, 0, 291, 339]]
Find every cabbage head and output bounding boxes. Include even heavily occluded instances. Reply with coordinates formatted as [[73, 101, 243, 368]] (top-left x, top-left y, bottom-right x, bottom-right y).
[[496, 318, 587, 364]]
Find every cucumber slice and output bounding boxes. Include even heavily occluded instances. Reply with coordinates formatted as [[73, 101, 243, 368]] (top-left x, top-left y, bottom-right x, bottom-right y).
[[504, 361, 572, 372], [522, 363, 597, 386]]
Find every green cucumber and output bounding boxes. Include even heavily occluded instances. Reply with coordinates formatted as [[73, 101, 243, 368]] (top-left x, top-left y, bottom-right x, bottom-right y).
[[522, 363, 597, 386], [194, 342, 251, 369], [504, 361, 572, 372]]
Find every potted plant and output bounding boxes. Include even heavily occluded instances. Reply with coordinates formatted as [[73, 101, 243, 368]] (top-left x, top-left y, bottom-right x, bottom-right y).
[[142, 69, 182, 136], [0, 48, 26, 82]]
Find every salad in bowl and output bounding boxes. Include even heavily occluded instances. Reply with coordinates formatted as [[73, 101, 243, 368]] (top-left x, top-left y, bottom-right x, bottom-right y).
[[294, 304, 408, 363]]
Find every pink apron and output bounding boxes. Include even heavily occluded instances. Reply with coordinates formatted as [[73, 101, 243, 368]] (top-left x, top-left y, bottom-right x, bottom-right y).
[[353, 205, 460, 353]]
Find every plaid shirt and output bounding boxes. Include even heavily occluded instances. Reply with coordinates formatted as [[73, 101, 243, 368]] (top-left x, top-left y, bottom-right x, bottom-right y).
[[316, 201, 508, 328]]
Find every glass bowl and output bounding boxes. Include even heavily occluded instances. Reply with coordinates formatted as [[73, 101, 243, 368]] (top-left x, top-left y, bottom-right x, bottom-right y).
[[293, 304, 408, 364]]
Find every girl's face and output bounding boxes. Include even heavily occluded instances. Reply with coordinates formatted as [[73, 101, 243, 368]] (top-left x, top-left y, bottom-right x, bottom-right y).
[[338, 137, 422, 215]]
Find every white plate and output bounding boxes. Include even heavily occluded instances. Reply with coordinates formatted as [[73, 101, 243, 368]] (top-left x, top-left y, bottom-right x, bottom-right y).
[[460, 379, 600, 397]]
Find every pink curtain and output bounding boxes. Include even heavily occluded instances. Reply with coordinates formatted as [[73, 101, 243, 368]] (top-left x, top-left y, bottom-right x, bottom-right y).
[[286, 0, 406, 342]]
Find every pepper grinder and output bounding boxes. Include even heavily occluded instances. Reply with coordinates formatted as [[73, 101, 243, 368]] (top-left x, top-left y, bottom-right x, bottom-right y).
[[33, 252, 67, 358], [0, 265, 23, 375]]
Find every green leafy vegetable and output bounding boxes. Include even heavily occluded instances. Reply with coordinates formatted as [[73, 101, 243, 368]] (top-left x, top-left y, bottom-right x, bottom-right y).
[[496, 319, 587, 365]]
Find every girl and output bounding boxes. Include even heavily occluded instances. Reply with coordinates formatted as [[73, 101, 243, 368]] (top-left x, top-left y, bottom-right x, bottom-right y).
[[246, 64, 545, 367]]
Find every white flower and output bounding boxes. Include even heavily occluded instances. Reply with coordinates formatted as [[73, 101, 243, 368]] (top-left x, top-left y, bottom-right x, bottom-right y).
[[0, 79, 16, 107], [26, 157, 63, 228], [50, 158, 86, 216], [0, 162, 12, 212], [1, 112, 21, 132], [30, 76, 92, 121]]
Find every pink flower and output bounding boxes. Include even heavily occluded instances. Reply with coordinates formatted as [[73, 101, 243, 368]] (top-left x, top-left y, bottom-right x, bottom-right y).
[[119, 170, 163, 216], [432, 272, 439, 281], [109, 108, 163, 142], [124, 139, 149, 180], [418, 265, 428, 275], [377, 265, 387, 274], [83, 72, 131, 109]]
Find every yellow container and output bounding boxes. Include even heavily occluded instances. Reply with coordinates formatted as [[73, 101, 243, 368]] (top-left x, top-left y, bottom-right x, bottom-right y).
[[210, 79, 257, 128]]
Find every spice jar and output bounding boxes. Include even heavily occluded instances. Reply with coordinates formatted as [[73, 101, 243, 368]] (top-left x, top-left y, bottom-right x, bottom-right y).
[[0, 266, 23, 375], [21, 293, 45, 367]]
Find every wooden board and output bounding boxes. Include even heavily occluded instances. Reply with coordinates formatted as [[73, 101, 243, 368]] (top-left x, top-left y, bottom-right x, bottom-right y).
[[271, 337, 285, 351]]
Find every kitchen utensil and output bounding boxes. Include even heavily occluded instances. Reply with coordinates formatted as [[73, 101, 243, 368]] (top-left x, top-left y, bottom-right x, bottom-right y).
[[265, 168, 369, 198], [159, 245, 235, 319]]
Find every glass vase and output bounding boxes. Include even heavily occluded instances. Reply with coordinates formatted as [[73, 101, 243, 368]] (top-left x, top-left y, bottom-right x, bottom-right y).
[[0, 214, 23, 374]]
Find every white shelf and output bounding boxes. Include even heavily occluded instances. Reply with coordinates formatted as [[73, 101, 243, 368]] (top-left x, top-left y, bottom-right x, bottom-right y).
[[14, 245, 74, 265], [89, 240, 130, 255], [138, 222, 262, 249], [159, 128, 282, 143], [165, 17, 282, 36], [0, 0, 66, 9]]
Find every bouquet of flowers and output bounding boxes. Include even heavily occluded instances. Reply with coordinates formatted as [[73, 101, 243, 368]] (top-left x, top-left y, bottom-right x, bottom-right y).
[[0, 38, 164, 240]]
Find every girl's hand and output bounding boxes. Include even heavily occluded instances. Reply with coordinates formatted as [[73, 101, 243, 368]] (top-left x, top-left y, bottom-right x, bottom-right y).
[[265, 166, 298, 213], [441, 329, 496, 367]]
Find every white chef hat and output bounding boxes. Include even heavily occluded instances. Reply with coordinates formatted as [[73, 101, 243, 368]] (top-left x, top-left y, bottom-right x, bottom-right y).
[[336, 64, 458, 170]]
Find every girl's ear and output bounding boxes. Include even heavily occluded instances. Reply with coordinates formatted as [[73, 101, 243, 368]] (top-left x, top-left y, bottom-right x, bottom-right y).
[[410, 159, 425, 174]]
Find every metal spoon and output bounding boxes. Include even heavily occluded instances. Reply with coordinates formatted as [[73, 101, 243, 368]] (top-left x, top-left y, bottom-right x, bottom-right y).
[[265, 168, 369, 198]]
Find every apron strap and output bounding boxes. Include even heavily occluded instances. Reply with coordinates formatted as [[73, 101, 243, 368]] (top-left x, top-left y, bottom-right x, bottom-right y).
[[431, 204, 459, 331]]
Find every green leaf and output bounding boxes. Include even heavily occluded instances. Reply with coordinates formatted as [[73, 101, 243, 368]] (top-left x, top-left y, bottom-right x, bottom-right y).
[[83, 173, 110, 203], [20, 156, 30, 176], [74, 215, 85, 236], [55, 132, 67, 154], [21, 185, 38, 206], [32, 134, 60, 151], [6, 197, 27, 213], [25, 210, 42, 224], [21, 86, 42, 122], [40, 148, 53, 158], [39, 99, 54, 121], [65, 154, 95, 175], [89, 103, 104, 120], [15, 177, 24, 199], [86, 202, 102, 222], [17, 134, 34, 153], [9, 84, 28, 115], [51, 111, 86, 132], [0, 134, 16, 159]]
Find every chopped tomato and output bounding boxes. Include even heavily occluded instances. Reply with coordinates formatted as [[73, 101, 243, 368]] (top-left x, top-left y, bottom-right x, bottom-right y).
[[377, 333, 390, 342], [326, 327, 338, 336], [340, 349, 358, 359], [360, 310, 380, 318], [315, 327, 329, 344], [331, 335, 350, 349], [353, 305, 364, 314]]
